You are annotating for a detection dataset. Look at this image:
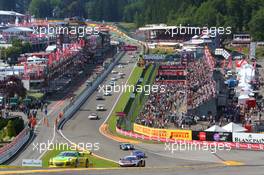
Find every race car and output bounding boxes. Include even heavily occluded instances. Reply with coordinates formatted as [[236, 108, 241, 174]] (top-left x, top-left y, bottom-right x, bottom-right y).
[[96, 95, 104, 100], [88, 113, 99, 120], [118, 156, 145, 167], [49, 151, 89, 168], [131, 150, 146, 159], [96, 104, 106, 111], [120, 143, 135, 150]]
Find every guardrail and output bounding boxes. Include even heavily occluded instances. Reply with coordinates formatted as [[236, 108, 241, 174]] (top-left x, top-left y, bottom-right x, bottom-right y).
[[0, 127, 31, 164], [57, 51, 125, 129], [116, 127, 264, 151]]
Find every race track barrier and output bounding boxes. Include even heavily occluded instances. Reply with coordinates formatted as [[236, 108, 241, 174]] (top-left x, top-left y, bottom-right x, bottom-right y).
[[116, 126, 264, 151], [57, 51, 125, 130], [0, 127, 31, 164]]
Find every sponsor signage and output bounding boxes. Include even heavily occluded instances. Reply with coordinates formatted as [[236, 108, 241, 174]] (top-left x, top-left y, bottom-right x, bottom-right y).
[[123, 45, 137, 51], [22, 159, 42, 167], [133, 123, 192, 140], [233, 133, 264, 144], [144, 54, 166, 61], [192, 131, 232, 142]]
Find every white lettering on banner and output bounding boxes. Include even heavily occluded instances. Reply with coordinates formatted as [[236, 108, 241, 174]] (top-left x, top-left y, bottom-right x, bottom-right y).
[[233, 133, 264, 144], [22, 159, 42, 167]]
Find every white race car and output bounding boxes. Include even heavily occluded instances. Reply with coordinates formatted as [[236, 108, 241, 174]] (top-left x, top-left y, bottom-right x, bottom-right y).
[[88, 113, 99, 120], [96, 104, 106, 111]]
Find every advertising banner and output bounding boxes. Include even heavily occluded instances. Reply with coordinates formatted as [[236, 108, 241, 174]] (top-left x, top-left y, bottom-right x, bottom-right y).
[[233, 133, 264, 144], [133, 123, 192, 140], [192, 131, 232, 142], [123, 45, 138, 51]]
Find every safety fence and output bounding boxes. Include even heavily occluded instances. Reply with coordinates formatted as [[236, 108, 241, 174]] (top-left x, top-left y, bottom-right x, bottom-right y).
[[57, 51, 125, 129], [0, 127, 31, 164], [116, 124, 264, 151]]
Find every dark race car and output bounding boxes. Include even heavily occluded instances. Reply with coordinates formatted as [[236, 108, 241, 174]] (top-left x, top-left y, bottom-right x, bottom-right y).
[[120, 143, 135, 150]]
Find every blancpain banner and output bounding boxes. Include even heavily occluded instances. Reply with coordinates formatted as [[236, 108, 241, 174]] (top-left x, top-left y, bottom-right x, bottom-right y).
[[233, 133, 264, 144]]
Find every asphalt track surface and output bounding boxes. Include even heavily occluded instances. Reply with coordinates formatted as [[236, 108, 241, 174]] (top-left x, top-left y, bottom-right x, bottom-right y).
[[5, 33, 264, 175]]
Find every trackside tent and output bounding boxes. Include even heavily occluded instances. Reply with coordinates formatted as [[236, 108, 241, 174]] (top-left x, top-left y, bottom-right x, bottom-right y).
[[205, 125, 227, 132], [222, 122, 247, 132]]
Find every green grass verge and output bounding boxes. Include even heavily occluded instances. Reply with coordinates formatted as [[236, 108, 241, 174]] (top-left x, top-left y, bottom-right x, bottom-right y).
[[256, 46, 264, 59], [42, 148, 118, 168], [130, 65, 157, 123], [116, 22, 137, 32], [27, 92, 44, 100], [226, 46, 249, 55], [107, 66, 143, 134], [107, 64, 159, 144]]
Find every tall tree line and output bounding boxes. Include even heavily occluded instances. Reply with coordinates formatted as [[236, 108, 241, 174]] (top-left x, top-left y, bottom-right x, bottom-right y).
[[0, 0, 264, 40]]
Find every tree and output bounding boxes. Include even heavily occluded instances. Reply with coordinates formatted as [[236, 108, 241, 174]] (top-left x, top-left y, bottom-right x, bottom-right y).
[[29, 0, 52, 18], [5, 120, 16, 138], [3, 76, 27, 98], [249, 8, 264, 41]]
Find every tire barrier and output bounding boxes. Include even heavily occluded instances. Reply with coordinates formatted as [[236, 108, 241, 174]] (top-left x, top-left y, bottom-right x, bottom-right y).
[[0, 127, 31, 164]]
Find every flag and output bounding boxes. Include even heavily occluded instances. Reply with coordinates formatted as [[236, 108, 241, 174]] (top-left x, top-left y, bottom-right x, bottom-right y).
[[56, 49, 60, 61], [24, 63, 28, 74], [253, 60, 256, 70], [227, 57, 232, 69], [222, 59, 226, 68], [48, 53, 53, 65]]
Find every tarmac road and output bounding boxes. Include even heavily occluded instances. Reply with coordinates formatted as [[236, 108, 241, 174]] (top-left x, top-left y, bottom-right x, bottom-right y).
[[58, 34, 264, 173], [5, 31, 264, 175]]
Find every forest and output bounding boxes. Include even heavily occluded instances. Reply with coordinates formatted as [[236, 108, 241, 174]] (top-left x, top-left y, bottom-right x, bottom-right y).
[[0, 0, 264, 40]]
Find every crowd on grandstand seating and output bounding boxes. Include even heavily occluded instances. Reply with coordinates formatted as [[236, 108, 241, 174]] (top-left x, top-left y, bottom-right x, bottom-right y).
[[187, 58, 216, 109], [136, 56, 216, 129], [136, 82, 187, 128]]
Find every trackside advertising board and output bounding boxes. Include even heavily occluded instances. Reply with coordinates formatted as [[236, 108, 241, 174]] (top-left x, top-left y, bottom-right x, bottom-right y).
[[192, 131, 232, 142], [233, 133, 264, 144], [133, 123, 192, 140]]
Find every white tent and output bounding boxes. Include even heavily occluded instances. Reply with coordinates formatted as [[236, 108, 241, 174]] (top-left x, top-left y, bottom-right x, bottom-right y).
[[205, 125, 227, 132], [222, 122, 247, 132], [45, 45, 56, 52], [3, 27, 33, 33]]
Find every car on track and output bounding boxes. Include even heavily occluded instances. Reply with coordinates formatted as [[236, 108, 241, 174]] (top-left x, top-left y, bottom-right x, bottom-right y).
[[111, 77, 118, 81], [88, 113, 99, 120], [118, 156, 145, 167], [117, 64, 124, 68], [111, 70, 118, 74], [103, 91, 112, 96], [49, 151, 89, 168], [118, 72, 125, 78], [96, 104, 106, 111], [131, 150, 146, 159], [109, 81, 116, 86], [96, 95, 104, 100], [120, 143, 135, 150]]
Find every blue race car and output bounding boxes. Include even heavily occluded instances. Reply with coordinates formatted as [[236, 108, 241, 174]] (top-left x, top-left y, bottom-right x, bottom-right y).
[[131, 150, 146, 159]]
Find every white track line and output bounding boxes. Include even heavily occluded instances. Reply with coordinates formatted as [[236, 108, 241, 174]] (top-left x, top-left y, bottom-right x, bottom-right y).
[[37, 124, 56, 159]]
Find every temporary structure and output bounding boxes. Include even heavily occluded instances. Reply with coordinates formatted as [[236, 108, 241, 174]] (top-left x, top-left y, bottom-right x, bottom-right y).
[[222, 122, 247, 132], [205, 125, 227, 132]]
